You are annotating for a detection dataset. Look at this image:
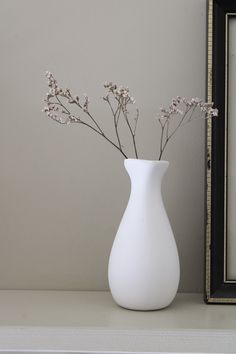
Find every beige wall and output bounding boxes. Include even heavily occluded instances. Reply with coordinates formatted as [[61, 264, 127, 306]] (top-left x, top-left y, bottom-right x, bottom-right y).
[[0, 0, 206, 292]]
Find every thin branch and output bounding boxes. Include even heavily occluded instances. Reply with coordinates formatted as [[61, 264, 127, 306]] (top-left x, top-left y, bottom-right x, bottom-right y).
[[133, 109, 139, 136], [54, 96, 128, 158], [167, 107, 191, 141], [158, 118, 169, 160], [55, 96, 70, 115], [158, 121, 165, 160], [158, 106, 193, 160], [107, 99, 123, 152], [75, 101, 104, 135], [79, 120, 128, 158], [122, 106, 138, 159]]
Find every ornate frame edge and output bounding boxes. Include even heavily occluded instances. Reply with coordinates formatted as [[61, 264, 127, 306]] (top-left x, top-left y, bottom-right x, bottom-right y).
[[205, 0, 213, 303], [205, 1, 236, 304]]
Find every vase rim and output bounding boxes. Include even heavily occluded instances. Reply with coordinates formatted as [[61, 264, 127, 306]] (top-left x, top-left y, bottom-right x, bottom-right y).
[[125, 158, 169, 164]]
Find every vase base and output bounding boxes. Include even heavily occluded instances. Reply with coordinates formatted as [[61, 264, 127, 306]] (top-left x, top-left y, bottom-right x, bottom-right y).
[[111, 296, 175, 311], [117, 304, 172, 311]]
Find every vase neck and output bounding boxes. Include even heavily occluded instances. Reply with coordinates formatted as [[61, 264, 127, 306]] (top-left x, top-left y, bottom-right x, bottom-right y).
[[124, 159, 169, 206], [124, 159, 169, 189]]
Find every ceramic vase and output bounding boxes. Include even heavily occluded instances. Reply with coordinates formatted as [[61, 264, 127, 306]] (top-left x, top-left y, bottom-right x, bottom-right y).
[[108, 159, 180, 311]]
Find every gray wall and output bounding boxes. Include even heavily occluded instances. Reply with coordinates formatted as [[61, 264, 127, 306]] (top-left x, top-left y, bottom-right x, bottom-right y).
[[0, 0, 206, 292]]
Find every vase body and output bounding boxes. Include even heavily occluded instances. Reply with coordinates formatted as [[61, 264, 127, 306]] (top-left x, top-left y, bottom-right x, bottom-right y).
[[108, 159, 180, 311]]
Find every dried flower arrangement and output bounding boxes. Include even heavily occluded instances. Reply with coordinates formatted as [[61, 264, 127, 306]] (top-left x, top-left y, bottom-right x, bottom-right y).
[[43, 72, 218, 160]]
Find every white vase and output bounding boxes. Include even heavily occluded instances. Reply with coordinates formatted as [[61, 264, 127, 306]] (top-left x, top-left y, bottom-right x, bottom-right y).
[[108, 159, 180, 311]]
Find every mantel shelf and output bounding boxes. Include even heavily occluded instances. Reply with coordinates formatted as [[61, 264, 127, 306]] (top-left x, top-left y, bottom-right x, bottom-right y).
[[0, 291, 235, 353]]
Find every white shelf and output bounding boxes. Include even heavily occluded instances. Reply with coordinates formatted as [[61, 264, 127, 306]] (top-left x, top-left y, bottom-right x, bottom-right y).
[[0, 291, 235, 353]]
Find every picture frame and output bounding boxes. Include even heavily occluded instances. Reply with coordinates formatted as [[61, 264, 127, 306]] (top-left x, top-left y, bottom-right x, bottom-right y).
[[206, 0, 236, 303]]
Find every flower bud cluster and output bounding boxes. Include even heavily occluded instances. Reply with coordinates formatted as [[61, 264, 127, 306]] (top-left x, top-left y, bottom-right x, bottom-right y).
[[42, 73, 218, 160], [157, 96, 218, 120], [43, 72, 84, 124], [104, 81, 135, 104]]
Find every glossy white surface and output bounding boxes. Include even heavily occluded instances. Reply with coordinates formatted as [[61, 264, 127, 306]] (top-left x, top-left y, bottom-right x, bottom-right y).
[[0, 292, 235, 353]]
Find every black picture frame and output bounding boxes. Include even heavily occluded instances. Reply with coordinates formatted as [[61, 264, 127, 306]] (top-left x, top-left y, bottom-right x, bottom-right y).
[[205, 0, 236, 303]]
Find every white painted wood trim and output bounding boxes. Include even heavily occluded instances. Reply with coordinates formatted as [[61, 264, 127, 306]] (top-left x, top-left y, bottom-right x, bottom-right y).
[[0, 327, 235, 353], [0, 292, 235, 353]]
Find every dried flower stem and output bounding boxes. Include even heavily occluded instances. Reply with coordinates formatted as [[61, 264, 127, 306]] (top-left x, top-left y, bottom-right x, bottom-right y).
[[75, 100, 104, 135], [107, 100, 123, 153], [80, 120, 128, 158], [104, 85, 139, 158], [60, 98, 128, 159], [158, 107, 191, 160], [157, 97, 218, 160], [43, 72, 130, 158], [43, 72, 218, 160], [122, 106, 138, 158]]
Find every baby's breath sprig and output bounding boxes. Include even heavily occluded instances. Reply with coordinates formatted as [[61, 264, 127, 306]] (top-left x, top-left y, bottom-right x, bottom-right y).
[[43, 72, 218, 160], [43, 72, 139, 159], [102, 81, 138, 158], [156, 96, 218, 160]]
